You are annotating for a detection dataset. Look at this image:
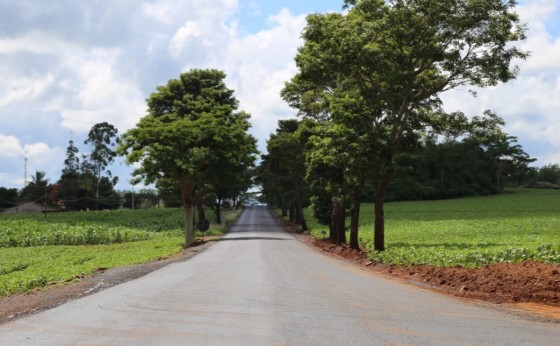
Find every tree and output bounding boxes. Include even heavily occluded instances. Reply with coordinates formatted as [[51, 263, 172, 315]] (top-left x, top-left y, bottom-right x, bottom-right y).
[[285, 0, 528, 251], [306, 120, 377, 248], [119, 69, 257, 247], [205, 115, 257, 224], [538, 164, 560, 185], [0, 187, 18, 209], [19, 171, 49, 203], [58, 139, 82, 210], [260, 120, 309, 231], [388, 111, 534, 200], [468, 111, 535, 189], [84, 122, 119, 210]]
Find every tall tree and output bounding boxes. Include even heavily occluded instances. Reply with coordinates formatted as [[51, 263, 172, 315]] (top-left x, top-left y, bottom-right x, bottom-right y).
[[58, 139, 81, 210], [84, 122, 119, 210], [261, 120, 309, 231], [119, 69, 257, 247], [285, 0, 528, 251]]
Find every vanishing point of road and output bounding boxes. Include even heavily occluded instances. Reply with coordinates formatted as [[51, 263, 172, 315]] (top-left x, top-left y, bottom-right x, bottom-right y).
[[1, 206, 559, 345]]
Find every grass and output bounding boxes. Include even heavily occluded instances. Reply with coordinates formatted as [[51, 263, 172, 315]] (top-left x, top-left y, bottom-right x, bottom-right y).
[[0, 208, 239, 296], [305, 188, 560, 268]]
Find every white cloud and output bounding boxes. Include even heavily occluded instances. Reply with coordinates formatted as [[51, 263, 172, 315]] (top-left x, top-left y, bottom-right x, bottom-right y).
[[1, 0, 557, 191], [170, 21, 207, 57], [142, 2, 174, 25], [0, 134, 61, 186], [0, 74, 55, 108], [42, 48, 146, 134], [23, 142, 53, 157], [0, 135, 24, 157], [0, 30, 74, 55], [217, 10, 307, 150], [441, 0, 560, 165]]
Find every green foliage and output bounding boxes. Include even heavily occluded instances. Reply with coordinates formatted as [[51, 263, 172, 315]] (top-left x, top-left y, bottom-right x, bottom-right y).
[[0, 238, 184, 296], [0, 187, 18, 210], [284, 0, 529, 251], [0, 209, 184, 248], [535, 164, 560, 186], [306, 189, 560, 267], [119, 69, 257, 246], [0, 208, 234, 296], [58, 133, 121, 212], [258, 119, 310, 229], [19, 171, 49, 202], [387, 111, 534, 202], [0, 220, 157, 247]]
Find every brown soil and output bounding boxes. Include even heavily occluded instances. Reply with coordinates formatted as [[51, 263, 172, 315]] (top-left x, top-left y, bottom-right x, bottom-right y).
[[297, 234, 560, 320]]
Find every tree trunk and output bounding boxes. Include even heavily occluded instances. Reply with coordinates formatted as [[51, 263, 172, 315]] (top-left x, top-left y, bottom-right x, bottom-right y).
[[350, 185, 363, 250], [330, 201, 339, 243], [331, 199, 346, 245], [180, 178, 196, 247], [215, 197, 222, 224], [289, 205, 295, 222], [96, 170, 100, 211], [374, 187, 387, 252], [197, 202, 205, 225], [183, 204, 195, 247], [294, 178, 308, 231], [338, 202, 346, 245], [296, 207, 309, 232]]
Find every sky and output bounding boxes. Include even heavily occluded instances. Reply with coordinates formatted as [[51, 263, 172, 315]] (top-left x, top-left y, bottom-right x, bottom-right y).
[[0, 0, 559, 192]]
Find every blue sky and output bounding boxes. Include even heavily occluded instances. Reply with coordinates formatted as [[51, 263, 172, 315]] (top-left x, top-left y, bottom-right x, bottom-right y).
[[0, 0, 559, 192]]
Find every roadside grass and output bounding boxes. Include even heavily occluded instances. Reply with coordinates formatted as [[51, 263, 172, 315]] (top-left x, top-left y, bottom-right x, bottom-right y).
[[0, 208, 239, 296], [305, 188, 560, 268]]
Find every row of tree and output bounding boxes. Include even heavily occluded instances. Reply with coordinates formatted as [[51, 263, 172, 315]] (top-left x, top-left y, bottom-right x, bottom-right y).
[[1, 71, 258, 245], [0, 123, 121, 212], [258, 0, 530, 252]]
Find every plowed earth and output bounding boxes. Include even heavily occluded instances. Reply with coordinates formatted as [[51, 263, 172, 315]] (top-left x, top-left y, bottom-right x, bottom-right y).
[[307, 237, 560, 306], [299, 235, 560, 320]]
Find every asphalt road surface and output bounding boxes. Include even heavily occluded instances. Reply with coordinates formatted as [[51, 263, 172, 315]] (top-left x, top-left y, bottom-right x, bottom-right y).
[[1, 206, 559, 345]]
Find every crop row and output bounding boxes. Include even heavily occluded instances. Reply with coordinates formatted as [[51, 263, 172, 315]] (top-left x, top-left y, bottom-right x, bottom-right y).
[[0, 237, 184, 296], [306, 188, 560, 267], [0, 220, 167, 247]]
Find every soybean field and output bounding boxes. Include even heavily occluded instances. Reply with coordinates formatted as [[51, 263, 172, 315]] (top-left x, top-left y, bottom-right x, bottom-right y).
[[0, 208, 232, 296], [307, 188, 560, 268]]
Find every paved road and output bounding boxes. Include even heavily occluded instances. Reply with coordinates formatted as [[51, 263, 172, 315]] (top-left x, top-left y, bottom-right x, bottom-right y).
[[1, 206, 559, 345]]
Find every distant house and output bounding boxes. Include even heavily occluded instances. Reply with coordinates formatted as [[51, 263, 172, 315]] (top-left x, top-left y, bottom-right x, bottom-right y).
[[0, 202, 62, 215]]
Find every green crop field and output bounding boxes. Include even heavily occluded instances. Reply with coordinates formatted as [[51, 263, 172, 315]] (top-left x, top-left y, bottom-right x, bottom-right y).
[[0, 208, 238, 296], [306, 188, 560, 268]]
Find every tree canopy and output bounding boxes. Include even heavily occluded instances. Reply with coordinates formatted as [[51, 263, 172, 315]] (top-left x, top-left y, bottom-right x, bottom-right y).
[[281, 0, 528, 251], [119, 69, 257, 246]]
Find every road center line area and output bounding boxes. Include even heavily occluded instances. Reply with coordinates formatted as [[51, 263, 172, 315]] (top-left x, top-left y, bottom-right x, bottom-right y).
[[1, 206, 559, 345]]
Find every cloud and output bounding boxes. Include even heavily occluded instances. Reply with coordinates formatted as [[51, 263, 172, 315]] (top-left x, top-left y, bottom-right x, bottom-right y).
[[441, 0, 560, 165], [52, 48, 146, 133], [0, 134, 61, 186], [216, 10, 308, 151], [0, 135, 24, 157], [1, 0, 556, 192], [0, 74, 55, 108]]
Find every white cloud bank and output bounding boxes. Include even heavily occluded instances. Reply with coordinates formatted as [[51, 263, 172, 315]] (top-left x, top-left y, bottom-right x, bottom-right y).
[[0, 0, 559, 189]]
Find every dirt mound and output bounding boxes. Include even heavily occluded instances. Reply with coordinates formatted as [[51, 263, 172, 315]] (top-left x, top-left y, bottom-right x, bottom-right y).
[[307, 237, 560, 308]]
